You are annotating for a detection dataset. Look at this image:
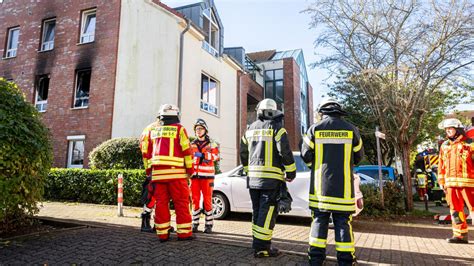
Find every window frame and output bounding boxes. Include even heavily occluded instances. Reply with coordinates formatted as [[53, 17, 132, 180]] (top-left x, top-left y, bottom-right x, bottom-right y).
[[73, 69, 92, 109], [202, 8, 219, 57], [264, 69, 284, 108], [200, 73, 220, 116], [35, 74, 50, 112], [79, 8, 96, 44], [5, 27, 20, 58], [40, 18, 56, 51], [67, 135, 85, 168]]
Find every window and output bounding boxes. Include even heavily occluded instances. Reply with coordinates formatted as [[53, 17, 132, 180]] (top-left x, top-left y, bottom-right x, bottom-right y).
[[80, 9, 96, 44], [5, 27, 19, 58], [35, 74, 50, 112], [73, 69, 91, 108], [67, 135, 85, 168], [201, 73, 219, 115], [202, 8, 219, 56], [40, 19, 56, 51], [264, 69, 284, 109]]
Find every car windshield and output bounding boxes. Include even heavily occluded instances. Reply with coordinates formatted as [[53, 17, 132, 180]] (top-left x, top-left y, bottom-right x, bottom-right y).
[[356, 169, 391, 180], [295, 156, 310, 172]]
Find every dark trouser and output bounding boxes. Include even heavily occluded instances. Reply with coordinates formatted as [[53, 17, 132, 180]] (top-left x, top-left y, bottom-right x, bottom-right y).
[[249, 188, 279, 251], [308, 210, 355, 266]]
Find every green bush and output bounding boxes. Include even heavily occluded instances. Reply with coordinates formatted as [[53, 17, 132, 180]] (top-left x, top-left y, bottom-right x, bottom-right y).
[[360, 182, 406, 217], [89, 138, 143, 169], [45, 168, 146, 206], [0, 78, 53, 230]]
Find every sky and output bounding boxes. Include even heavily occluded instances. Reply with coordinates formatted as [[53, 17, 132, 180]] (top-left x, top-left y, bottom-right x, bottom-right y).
[[162, 0, 473, 112]]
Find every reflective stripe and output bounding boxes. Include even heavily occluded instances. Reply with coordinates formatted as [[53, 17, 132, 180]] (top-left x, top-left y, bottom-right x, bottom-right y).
[[180, 127, 190, 151], [241, 136, 248, 145], [309, 237, 327, 248], [309, 201, 356, 212], [252, 224, 273, 235], [309, 195, 355, 204], [335, 241, 355, 252], [315, 130, 353, 139], [177, 229, 192, 234], [303, 134, 314, 149], [253, 230, 272, 240], [151, 174, 188, 181], [264, 206, 275, 229], [184, 155, 193, 169], [156, 222, 171, 228], [353, 137, 363, 152], [344, 142, 352, 199], [284, 163, 296, 172], [169, 135, 175, 157], [315, 138, 352, 144], [248, 165, 283, 174], [177, 223, 192, 228], [275, 128, 287, 142], [197, 166, 215, 171], [151, 155, 184, 163], [248, 172, 285, 181], [152, 168, 186, 175]]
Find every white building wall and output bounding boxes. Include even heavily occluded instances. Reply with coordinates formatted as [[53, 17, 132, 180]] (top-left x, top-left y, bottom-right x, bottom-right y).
[[112, 0, 239, 171], [112, 0, 181, 138]]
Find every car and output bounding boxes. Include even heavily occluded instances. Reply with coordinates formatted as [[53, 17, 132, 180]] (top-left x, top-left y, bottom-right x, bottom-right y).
[[358, 172, 378, 185], [353, 165, 397, 181], [212, 152, 363, 219]]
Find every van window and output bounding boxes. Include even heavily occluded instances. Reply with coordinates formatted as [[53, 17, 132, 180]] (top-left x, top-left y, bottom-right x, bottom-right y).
[[356, 169, 391, 180]]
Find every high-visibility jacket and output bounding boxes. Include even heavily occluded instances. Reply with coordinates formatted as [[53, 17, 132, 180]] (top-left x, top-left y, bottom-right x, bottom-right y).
[[301, 115, 364, 213], [438, 135, 474, 188], [191, 138, 219, 178], [466, 127, 474, 140], [140, 121, 193, 182], [416, 173, 428, 188], [240, 117, 296, 189]]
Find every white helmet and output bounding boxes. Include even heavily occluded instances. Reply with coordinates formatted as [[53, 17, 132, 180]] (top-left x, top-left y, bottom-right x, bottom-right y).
[[158, 104, 180, 118], [438, 118, 463, 129], [318, 98, 342, 112], [256, 98, 282, 118]]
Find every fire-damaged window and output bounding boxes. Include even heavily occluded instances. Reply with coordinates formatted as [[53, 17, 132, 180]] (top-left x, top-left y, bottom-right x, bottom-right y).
[[35, 74, 50, 112], [67, 135, 85, 168], [80, 9, 96, 44], [73, 69, 91, 108], [40, 18, 56, 51], [200, 73, 219, 115]]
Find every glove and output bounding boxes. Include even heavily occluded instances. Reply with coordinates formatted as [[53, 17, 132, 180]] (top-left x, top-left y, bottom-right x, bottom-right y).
[[194, 152, 203, 158], [277, 183, 293, 214], [285, 171, 296, 182]]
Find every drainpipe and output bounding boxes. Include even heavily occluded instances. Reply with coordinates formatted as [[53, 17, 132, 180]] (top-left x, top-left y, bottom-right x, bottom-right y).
[[178, 18, 191, 109]]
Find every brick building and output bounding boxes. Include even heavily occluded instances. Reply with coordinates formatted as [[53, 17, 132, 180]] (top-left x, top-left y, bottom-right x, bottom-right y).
[[0, 0, 241, 170]]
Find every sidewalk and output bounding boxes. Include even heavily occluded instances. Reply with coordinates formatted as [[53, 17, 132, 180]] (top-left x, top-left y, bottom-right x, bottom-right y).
[[1, 201, 473, 265]]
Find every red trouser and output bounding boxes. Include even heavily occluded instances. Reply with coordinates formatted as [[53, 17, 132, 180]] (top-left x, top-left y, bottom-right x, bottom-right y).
[[152, 179, 192, 240], [446, 187, 474, 239], [191, 178, 214, 227], [417, 187, 427, 199]]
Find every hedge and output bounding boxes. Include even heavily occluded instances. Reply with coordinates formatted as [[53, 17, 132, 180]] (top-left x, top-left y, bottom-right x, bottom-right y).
[[360, 182, 406, 216], [89, 137, 143, 170], [45, 168, 146, 206], [0, 78, 53, 231]]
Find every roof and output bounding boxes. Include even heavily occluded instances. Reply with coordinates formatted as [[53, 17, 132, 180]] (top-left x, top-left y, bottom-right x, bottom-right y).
[[151, 0, 185, 19], [246, 50, 276, 62]]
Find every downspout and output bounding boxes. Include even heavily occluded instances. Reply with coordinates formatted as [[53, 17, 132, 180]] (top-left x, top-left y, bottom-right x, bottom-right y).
[[178, 18, 191, 109]]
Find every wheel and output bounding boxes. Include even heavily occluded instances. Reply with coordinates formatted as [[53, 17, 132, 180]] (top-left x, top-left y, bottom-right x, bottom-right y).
[[212, 192, 230, 220]]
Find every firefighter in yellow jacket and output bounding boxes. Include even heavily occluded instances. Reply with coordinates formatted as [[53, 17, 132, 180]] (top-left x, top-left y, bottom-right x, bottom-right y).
[[301, 98, 364, 265]]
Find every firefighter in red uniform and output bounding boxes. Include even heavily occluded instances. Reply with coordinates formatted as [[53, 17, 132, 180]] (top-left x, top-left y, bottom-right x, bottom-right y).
[[438, 118, 474, 244], [415, 169, 428, 201], [140, 104, 194, 242], [190, 118, 220, 234]]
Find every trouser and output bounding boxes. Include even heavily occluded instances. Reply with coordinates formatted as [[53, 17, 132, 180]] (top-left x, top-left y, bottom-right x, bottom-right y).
[[446, 187, 474, 240], [153, 179, 192, 240], [308, 210, 355, 266], [417, 187, 427, 200], [191, 178, 214, 227], [249, 188, 279, 251], [143, 177, 156, 212]]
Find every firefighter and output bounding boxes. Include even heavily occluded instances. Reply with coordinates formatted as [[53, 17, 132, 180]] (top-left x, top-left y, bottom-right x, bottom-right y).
[[240, 98, 296, 258], [139, 120, 157, 233], [301, 98, 364, 265], [415, 169, 428, 201], [438, 118, 474, 244], [140, 103, 194, 242], [191, 118, 220, 234]]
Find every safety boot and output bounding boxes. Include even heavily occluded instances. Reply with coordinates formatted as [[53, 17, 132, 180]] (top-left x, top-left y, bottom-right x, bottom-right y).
[[192, 224, 199, 233], [446, 237, 468, 244], [254, 246, 281, 258], [203, 225, 212, 234], [140, 211, 154, 233]]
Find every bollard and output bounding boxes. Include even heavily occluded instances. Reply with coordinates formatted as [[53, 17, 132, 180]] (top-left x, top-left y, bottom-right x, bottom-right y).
[[424, 193, 429, 211], [118, 173, 124, 217]]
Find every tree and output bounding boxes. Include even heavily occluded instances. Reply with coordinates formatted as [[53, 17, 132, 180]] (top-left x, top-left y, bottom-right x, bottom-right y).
[[306, 0, 474, 210], [0, 78, 53, 231]]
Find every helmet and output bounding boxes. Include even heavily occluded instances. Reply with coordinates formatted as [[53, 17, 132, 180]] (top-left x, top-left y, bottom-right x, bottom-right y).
[[318, 97, 346, 115], [416, 169, 422, 173], [426, 168, 432, 173], [157, 104, 180, 118], [193, 118, 208, 132], [438, 118, 463, 129], [256, 98, 282, 118]]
